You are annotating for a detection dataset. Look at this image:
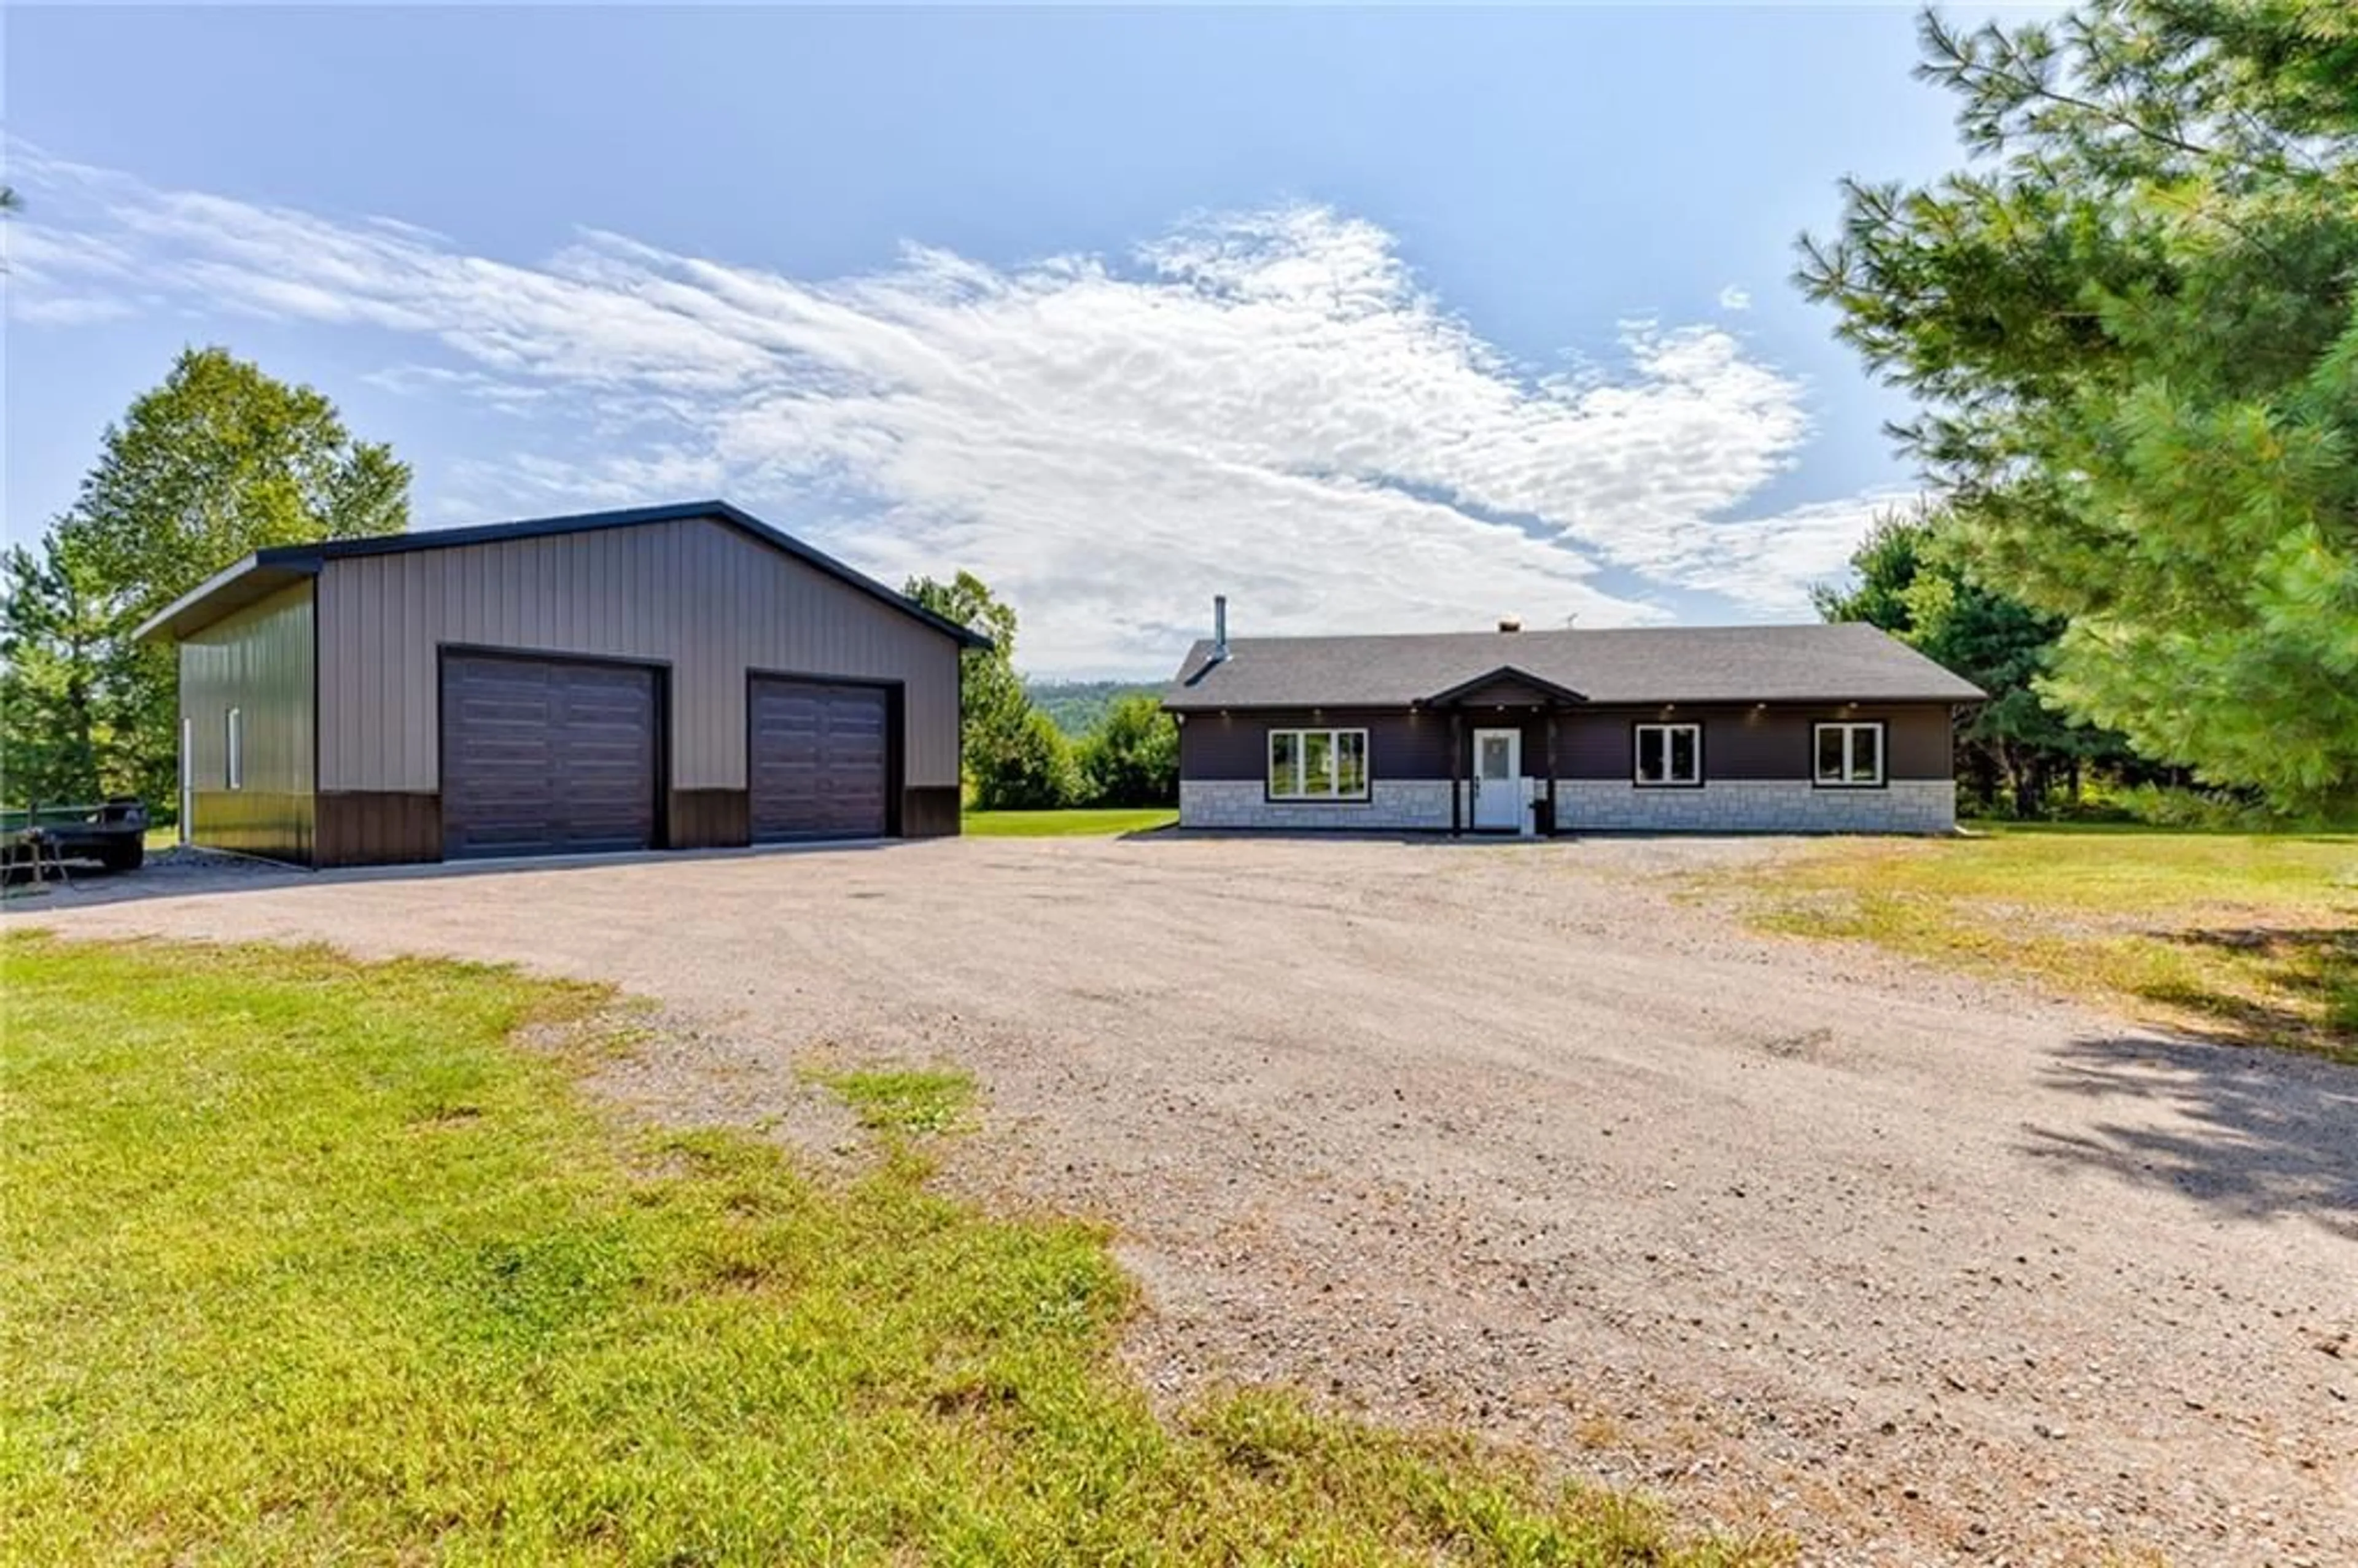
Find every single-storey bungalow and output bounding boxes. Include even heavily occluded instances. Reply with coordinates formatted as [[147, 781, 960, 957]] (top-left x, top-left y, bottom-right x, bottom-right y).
[[136, 500, 986, 867], [1161, 604, 1985, 834]]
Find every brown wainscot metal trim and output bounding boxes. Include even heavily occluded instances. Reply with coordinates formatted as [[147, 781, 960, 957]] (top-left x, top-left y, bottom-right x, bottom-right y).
[[316, 791, 443, 867], [668, 789, 751, 850], [900, 786, 962, 838]]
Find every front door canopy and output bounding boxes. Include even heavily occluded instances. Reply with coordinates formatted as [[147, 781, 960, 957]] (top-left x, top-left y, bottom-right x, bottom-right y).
[[1421, 664, 1589, 708]]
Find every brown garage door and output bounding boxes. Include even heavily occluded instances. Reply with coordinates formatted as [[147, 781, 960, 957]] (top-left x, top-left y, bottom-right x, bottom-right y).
[[749, 678, 891, 842], [441, 653, 659, 860]]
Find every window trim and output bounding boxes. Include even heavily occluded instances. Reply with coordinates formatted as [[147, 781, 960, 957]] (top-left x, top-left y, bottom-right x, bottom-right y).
[[1811, 720, 1887, 789], [225, 706, 245, 791], [1631, 721, 1703, 789], [1265, 726, 1372, 803]]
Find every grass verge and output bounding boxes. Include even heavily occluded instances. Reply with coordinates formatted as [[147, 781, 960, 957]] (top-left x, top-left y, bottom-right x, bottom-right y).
[[1, 931, 1780, 1566], [963, 807, 1178, 837], [1705, 825, 2357, 1062], [807, 1063, 976, 1135]]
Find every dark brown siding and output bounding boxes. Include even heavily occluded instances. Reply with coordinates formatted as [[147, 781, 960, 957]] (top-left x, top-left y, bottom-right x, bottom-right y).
[[316, 792, 443, 867], [669, 789, 750, 850], [1178, 708, 1453, 782], [1180, 707, 1566, 787], [1555, 704, 1954, 782], [1176, 702, 1958, 788], [901, 786, 961, 838]]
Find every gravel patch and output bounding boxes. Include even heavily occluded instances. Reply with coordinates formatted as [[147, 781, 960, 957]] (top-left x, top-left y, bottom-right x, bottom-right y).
[[16, 834, 2356, 1565]]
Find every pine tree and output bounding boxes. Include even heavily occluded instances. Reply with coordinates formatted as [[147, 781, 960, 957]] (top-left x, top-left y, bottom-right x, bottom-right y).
[[1799, 0, 2358, 812]]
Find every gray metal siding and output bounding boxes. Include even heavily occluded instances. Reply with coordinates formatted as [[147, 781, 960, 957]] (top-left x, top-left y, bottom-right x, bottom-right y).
[[179, 579, 315, 861], [315, 516, 960, 794]]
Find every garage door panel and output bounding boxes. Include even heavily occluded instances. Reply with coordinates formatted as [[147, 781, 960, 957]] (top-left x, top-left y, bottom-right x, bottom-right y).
[[442, 654, 659, 860], [750, 678, 891, 842]]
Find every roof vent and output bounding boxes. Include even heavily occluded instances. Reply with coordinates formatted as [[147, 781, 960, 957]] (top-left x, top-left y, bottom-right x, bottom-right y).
[[1497, 615, 1522, 634], [1212, 595, 1229, 663]]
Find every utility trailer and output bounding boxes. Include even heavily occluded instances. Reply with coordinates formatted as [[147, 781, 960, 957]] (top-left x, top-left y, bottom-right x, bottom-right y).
[[1, 798, 150, 873]]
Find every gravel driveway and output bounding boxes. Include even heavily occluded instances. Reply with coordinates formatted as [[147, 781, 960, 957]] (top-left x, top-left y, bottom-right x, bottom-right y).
[[15, 836, 2356, 1565]]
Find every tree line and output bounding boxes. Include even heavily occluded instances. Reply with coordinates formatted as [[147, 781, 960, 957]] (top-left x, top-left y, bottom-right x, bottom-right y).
[[1801, 0, 2356, 821], [901, 574, 1177, 810]]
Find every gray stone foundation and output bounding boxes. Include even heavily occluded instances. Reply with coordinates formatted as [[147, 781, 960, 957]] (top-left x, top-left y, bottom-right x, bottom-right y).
[[1552, 778, 1956, 833], [1178, 777, 1956, 834], [1178, 778, 1453, 831]]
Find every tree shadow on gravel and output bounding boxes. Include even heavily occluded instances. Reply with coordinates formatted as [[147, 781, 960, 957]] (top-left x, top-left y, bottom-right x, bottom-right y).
[[2021, 1033, 2358, 1240]]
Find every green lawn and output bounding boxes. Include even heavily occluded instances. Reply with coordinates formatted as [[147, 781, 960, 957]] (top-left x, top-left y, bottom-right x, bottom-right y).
[[963, 806, 1177, 837], [1704, 825, 2358, 1062], [1, 933, 1777, 1566]]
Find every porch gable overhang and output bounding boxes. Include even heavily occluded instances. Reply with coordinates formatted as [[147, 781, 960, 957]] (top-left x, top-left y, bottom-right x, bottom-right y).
[[1420, 664, 1589, 709]]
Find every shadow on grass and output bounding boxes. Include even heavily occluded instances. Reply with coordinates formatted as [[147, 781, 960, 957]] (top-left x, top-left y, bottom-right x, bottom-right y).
[[2144, 926, 2358, 1060], [2022, 1032, 2358, 1240]]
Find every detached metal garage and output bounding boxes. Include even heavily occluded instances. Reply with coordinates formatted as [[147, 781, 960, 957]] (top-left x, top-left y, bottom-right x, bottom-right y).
[[137, 501, 985, 867]]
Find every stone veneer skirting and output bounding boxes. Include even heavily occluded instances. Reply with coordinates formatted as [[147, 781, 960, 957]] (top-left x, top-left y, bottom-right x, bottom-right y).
[[1180, 777, 1957, 834], [1553, 778, 1956, 833], [1180, 778, 1455, 831]]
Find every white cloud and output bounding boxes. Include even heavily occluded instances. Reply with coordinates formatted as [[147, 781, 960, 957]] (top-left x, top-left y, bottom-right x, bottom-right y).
[[8, 142, 1891, 673], [1718, 284, 1752, 311], [1650, 490, 1915, 613]]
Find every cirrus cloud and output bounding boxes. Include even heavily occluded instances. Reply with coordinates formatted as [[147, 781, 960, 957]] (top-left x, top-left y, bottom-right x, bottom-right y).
[[9, 142, 1894, 673]]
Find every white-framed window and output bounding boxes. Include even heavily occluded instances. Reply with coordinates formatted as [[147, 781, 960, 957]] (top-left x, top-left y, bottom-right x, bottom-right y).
[[1633, 722, 1702, 786], [225, 707, 245, 791], [1267, 728, 1370, 801], [1813, 720, 1885, 787]]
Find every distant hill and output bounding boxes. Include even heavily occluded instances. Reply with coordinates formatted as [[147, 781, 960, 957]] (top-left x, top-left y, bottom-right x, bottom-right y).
[[1027, 679, 1160, 739]]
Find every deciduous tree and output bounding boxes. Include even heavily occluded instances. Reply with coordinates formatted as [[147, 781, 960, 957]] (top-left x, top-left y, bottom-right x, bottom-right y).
[[1, 348, 408, 811], [903, 570, 1076, 809], [1076, 693, 1177, 807]]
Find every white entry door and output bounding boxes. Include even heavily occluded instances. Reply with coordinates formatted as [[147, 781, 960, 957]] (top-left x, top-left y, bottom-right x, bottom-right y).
[[1471, 727, 1523, 831]]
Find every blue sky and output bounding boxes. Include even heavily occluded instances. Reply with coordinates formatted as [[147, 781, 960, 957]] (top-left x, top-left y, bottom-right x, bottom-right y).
[[7, 6, 2007, 674]]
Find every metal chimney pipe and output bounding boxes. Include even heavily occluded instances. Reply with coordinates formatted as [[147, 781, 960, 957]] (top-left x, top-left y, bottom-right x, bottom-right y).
[[1213, 594, 1229, 660]]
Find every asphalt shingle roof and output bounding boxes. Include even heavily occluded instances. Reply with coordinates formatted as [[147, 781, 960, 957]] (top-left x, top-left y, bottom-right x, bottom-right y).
[[1161, 623, 1986, 709]]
